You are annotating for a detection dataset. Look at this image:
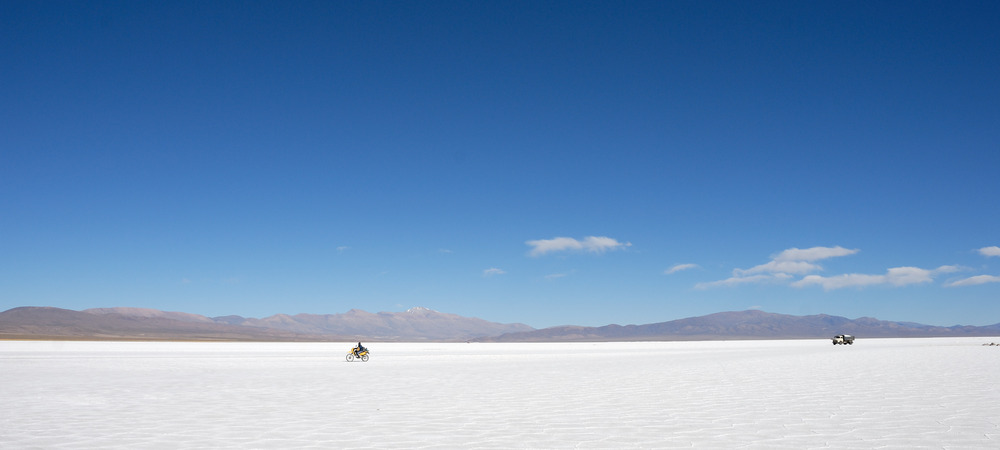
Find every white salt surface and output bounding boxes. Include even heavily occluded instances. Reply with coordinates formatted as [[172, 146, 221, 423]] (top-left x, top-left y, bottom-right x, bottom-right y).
[[2, 338, 999, 449]]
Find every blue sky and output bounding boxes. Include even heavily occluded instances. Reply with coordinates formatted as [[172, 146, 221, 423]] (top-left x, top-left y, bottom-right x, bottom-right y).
[[2, 1, 998, 328]]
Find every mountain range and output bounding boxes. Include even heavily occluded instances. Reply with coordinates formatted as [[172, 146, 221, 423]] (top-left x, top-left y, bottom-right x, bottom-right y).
[[472, 309, 1000, 342], [0, 306, 532, 341], [2, 306, 999, 342]]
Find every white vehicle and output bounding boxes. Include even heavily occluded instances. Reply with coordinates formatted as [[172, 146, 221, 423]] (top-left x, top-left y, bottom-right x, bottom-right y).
[[832, 334, 855, 345]]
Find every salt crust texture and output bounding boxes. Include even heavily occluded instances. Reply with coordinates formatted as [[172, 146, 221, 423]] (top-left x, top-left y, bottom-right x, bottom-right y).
[[2, 338, 998, 449]]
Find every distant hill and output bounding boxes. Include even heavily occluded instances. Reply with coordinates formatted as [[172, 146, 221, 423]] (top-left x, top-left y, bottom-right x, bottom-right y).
[[209, 307, 535, 341], [473, 310, 1000, 342], [3, 307, 999, 342], [0, 306, 534, 341], [0, 307, 334, 341]]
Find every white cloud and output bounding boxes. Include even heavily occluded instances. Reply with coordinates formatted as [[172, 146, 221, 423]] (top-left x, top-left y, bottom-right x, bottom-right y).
[[698, 244, 970, 291], [978, 246, 1000, 257], [545, 273, 568, 280], [336, 246, 350, 253], [738, 246, 858, 276], [483, 268, 506, 276], [665, 263, 699, 274], [695, 273, 792, 289], [735, 260, 822, 276], [526, 236, 631, 257], [884, 266, 937, 286], [793, 273, 884, 290], [773, 246, 859, 262], [946, 275, 1000, 287], [792, 265, 958, 290], [933, 265, 963, 274], [526, 237, 583, 255], [699, 246, 857, 288]]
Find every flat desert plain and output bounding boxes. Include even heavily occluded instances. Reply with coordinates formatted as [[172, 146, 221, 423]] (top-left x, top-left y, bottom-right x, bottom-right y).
[[2, 338, 998, 449]]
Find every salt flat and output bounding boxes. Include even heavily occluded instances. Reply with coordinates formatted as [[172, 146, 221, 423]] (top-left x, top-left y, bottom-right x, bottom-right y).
[[2, 338, 998, 449]]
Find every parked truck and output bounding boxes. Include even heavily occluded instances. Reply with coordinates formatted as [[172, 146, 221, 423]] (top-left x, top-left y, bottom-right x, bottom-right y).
[[832, 334, 855, 345]]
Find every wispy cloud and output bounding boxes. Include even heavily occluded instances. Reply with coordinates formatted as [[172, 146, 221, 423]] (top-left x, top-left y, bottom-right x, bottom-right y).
[[526, 236, 631, 257], [696, 273, 793, 289], [735, 260, 823, 276], [734, 246, 860, 276], [946, 249, 1000, 286], [978, 246, 1000, 257], [793, 266, 961, 290], [545, 273, 568, 280], [336, 246, 350, 253], [773, 246, 859, 262], [698, 246, 857, 288], [665, 263, 699, 274], [483, 268, 506, 276], [946, 274, 1000, 287]]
